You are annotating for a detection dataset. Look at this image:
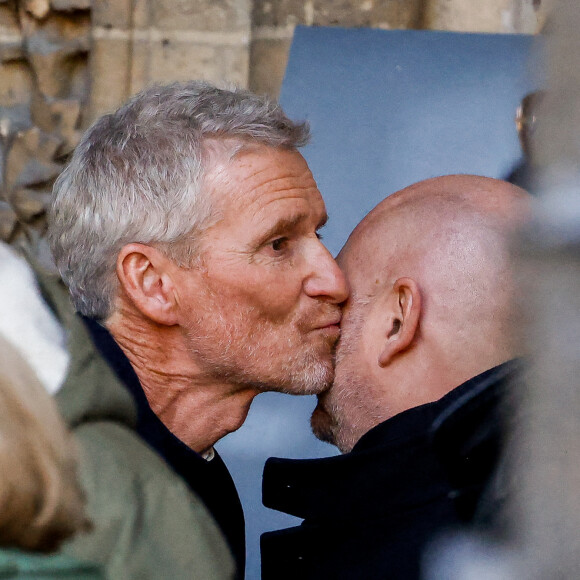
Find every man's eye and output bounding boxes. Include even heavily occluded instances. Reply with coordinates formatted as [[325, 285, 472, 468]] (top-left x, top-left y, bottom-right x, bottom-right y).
[[270, 237, 289, 252], [316, 231, 323, 240]]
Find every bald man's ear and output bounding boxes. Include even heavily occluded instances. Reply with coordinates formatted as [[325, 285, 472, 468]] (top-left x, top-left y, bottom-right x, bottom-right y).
[[116, 243, 179, 326], [378, 277, 421, 367]]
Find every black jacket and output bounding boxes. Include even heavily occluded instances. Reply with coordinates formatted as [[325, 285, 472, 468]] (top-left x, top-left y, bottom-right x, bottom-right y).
[[82, 317, 246, 577], [261, 362, 520, 580]]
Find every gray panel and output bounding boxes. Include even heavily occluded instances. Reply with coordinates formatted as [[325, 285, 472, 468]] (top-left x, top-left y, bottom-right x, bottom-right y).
[[282, 26, 542, 255]]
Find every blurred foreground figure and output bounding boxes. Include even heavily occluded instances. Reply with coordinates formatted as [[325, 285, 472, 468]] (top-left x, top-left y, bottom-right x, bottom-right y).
[[506, 90, 546, 191], [262, 175, 530, 580], [0, 333, 101, 577], [48, 80, 348, 576], [0, 242, 235, 579]]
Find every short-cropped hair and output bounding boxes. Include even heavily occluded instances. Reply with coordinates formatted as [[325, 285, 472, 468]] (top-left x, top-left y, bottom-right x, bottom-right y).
[[48, 81, 310, 320], [0, 335, 90, 552]]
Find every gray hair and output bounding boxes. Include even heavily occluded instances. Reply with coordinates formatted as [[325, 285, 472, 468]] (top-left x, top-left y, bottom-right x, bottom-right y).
[[48, 81, 310, 319]]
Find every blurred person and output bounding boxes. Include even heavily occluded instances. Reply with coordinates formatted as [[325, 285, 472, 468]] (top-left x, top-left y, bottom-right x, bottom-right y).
[[0, 241, 235, 579], [0, 333, 101, 577], [506, 90, 546, 190], [48, 80, 348, 575], [262, 175, 530, 579]]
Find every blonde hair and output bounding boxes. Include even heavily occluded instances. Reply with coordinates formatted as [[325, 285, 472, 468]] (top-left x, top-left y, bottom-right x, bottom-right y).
[[0, 335, 90, 551]]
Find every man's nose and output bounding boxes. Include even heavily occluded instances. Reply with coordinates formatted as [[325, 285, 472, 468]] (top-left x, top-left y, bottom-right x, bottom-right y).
[[303, 243, 349, 303]]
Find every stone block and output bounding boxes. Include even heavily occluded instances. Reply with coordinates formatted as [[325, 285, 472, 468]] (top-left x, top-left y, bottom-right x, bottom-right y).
[[0, 62, 33, 107], [0, 3, 24, 62], [148, 39, 249, 87], [21, 10, 90, 46], [87, 36, 131, 121], [512, 0, 554, 33], [0, 3, 20, 32], [24, 0, 50, 20], [153, 0, 251, 32], [311, 0, 423, 28], [30, 93, 82, 152], [65, 55, 89, 106], [423, 0, 514, 32], [253, 0, 421, 28], [14, 157, 62, 188], [27, 50, 81, 99], [252, 0, 305, 27], [0, 43, 25, 62], [0, 104, 31, 137], [92, 0, 133, 29], [19, 10, 90, 99], [11, 188, 49, 221], [5, 126, 61, 189], [249, 37, 291, 98], [149, 40, 218, 83], [0, 201, 18, 242], [131, 0, 150, 29], [127, 37, 151, 95], [222, 45, 250, 87], [51, 0, 92, 10]]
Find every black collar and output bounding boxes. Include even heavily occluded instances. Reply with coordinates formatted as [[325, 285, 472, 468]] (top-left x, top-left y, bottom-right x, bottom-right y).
[[263, 360, 520, 522]]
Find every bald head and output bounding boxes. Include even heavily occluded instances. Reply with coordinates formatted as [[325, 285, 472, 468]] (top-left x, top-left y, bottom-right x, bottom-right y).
[[343, 175, 528, 353], [312, 175, 530, 452], [348, 173, 527, 244], [344, 174, 528, 272]]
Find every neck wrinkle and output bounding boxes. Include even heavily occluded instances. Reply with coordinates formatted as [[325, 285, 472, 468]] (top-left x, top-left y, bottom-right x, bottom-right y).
[[107, 310, 259, 453]]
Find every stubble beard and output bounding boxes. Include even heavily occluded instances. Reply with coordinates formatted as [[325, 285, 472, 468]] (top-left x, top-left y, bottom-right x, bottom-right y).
[[311, 367, 367, 453], [184, 306, 337, 396], [312, 357, 387, 454], [311, 305, 369, 453]]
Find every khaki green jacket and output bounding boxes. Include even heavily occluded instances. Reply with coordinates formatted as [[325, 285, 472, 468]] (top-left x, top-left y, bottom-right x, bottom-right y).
[[34, 268, 235, 580], [0, 548, 103, 579]]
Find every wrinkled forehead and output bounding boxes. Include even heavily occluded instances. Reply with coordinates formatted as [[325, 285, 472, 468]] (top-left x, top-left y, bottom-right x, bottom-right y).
[[202, 139, 311, 195], [199, 142, 327, 234]]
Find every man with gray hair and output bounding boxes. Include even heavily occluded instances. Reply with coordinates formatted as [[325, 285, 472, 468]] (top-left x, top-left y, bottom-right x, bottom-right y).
[[48, 81, 348, 576]]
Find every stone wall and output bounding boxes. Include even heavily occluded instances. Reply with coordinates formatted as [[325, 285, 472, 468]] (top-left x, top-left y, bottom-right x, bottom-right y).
[[250, 0, 425, 98], [250, 0, 552, 98], [0, 0, 552, 253], [90, 0, 251, 121], [0, 0, 89, 256]]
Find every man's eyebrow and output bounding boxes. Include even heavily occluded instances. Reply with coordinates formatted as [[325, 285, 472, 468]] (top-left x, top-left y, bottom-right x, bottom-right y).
[[260, 214, 308, 242], [259, 212, 326, 242]]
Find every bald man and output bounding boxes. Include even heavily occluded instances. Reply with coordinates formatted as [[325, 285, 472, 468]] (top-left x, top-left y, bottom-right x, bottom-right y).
[[261, 175, 530, 580]]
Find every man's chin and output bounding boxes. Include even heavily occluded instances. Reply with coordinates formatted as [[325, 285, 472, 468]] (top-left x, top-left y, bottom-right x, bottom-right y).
[[310, 401, 337, 446], [278, 351, 334, 395]]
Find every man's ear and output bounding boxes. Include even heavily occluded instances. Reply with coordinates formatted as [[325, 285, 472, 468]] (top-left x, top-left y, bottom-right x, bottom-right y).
[[378, 277, 421, 367], [116, 243, 178, 326]]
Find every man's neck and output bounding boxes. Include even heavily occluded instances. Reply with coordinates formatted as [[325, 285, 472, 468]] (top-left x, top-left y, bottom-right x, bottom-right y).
[[107, 310, 259, 454]]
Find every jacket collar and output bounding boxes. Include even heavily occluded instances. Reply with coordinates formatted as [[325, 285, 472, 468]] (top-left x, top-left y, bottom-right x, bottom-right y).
[[263, 360, 520, 521]]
